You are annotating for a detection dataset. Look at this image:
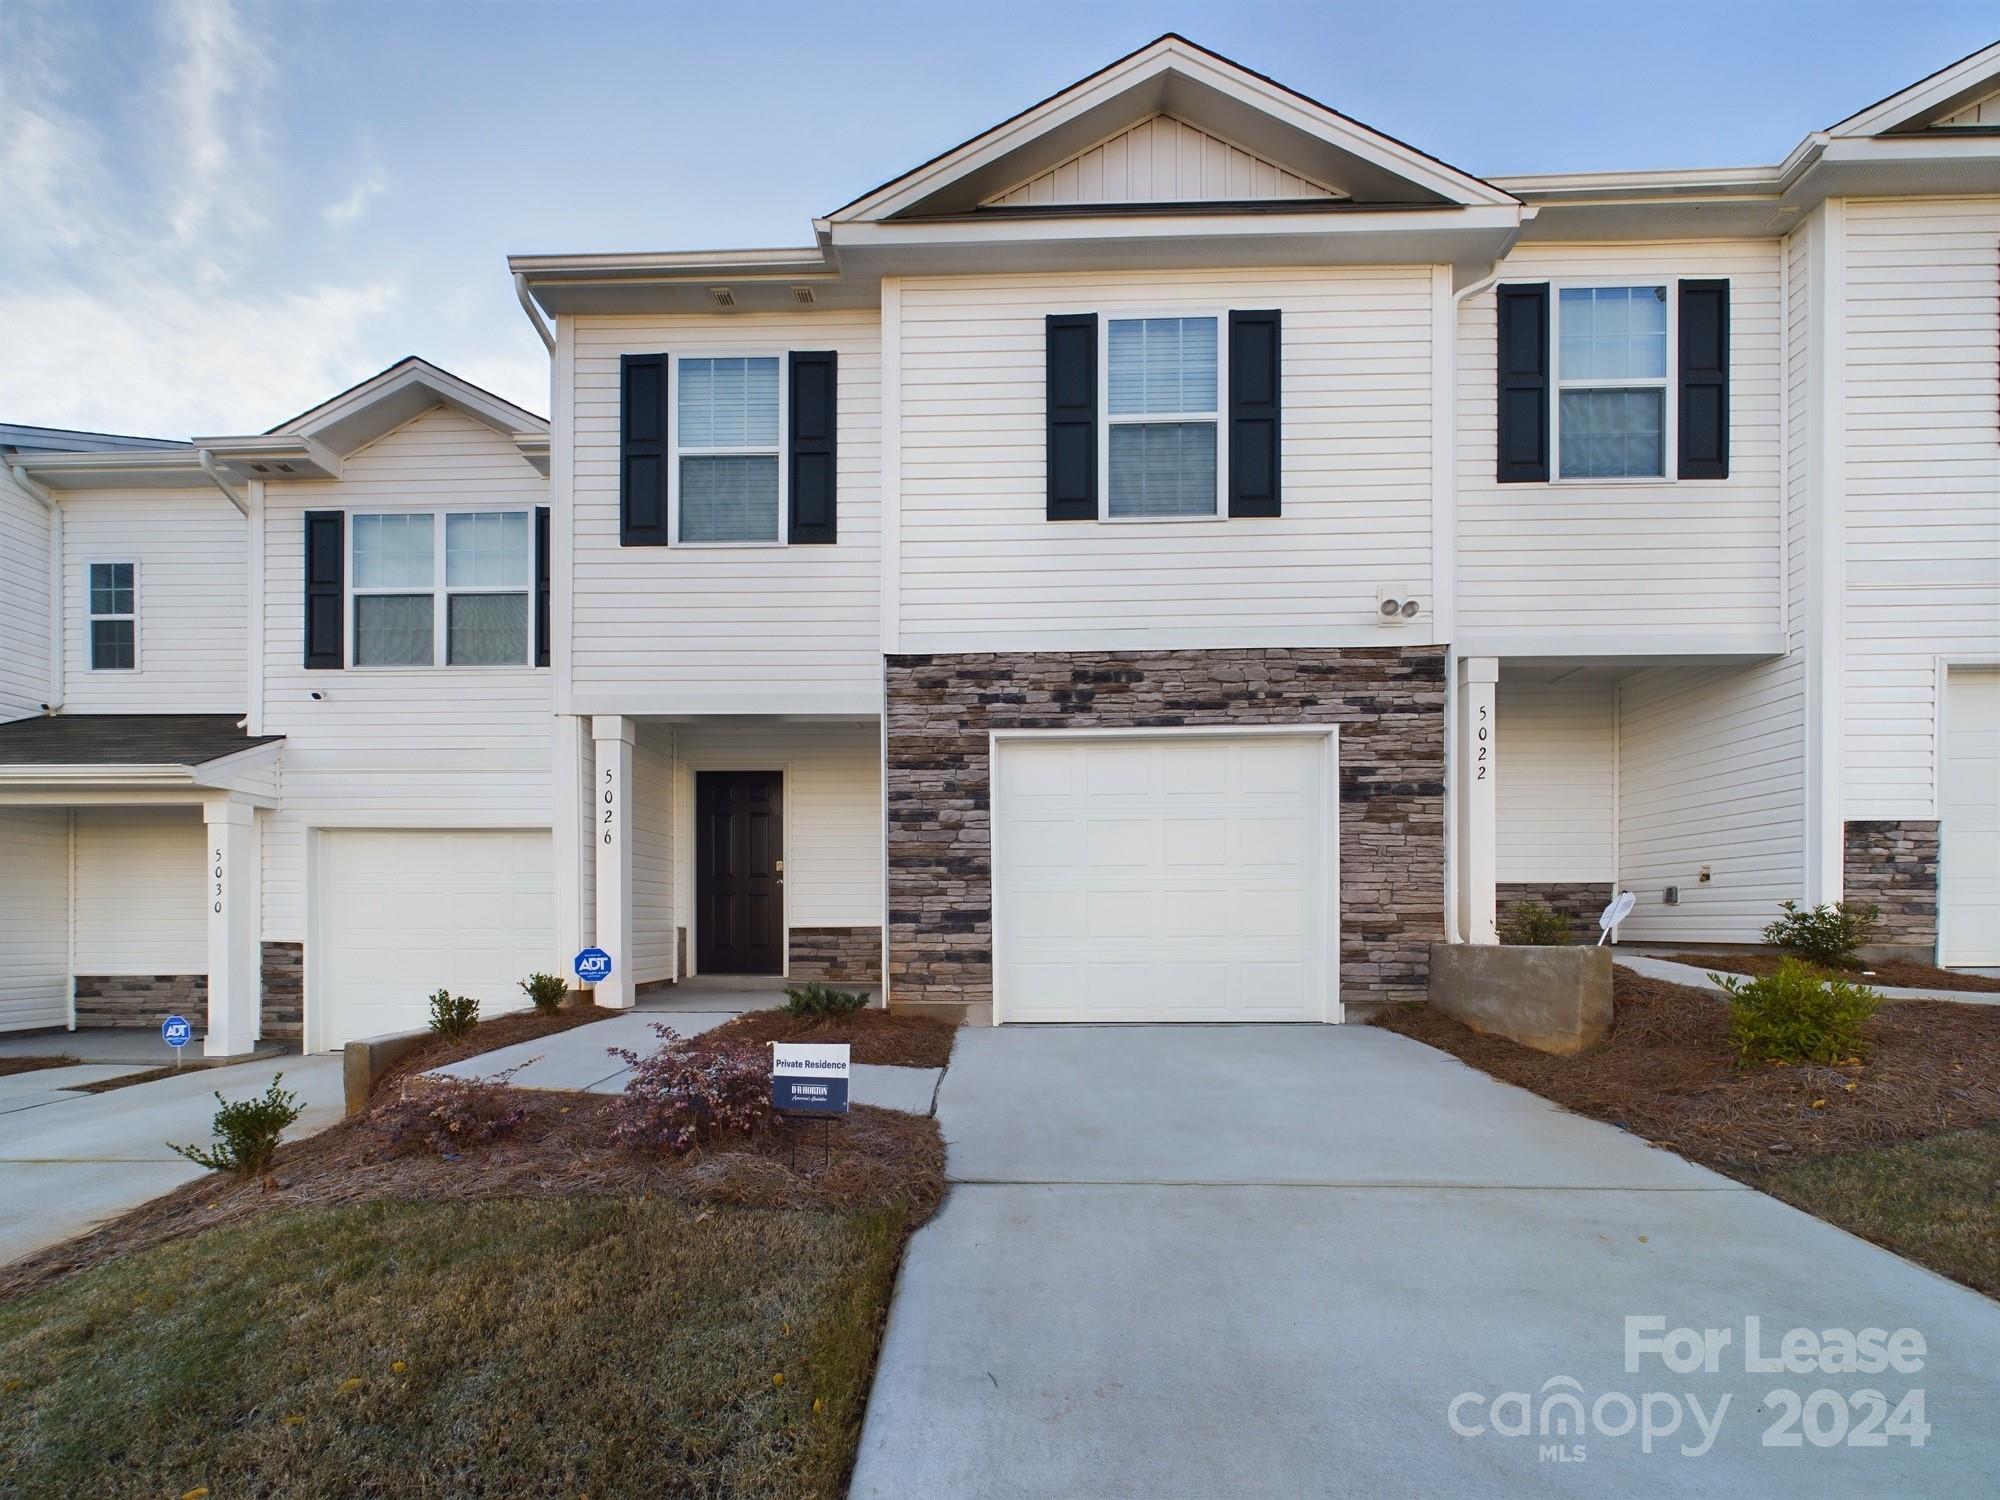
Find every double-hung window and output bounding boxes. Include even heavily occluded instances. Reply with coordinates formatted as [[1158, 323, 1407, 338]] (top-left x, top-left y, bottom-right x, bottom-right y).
[[1554, 285, 1669, 479], [1104, 315, 1223, 518], [675, 355, 783, 543], [87, 561, 137, 670], [349, 510, 532, 667]]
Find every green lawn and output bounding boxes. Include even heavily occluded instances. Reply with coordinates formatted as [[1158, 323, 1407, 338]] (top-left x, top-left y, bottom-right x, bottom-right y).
[[1742, 1125, 2000, 1299], [0, 1197, 904, 1499]]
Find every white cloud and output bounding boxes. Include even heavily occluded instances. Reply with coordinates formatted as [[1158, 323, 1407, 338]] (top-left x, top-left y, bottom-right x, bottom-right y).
[[0, 6, 115, 258], [323, 168, 387, 227], [161, 0, 270, 247]]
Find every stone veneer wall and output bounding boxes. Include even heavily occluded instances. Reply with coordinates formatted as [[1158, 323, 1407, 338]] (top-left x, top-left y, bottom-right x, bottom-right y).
[[73, 974, 207, 1030], [885, 647, 1447, 1012], [1843, 820, 1939, 950], [1498, 882, 1616, 944], [261, 941, 304, 1041], [790, 926, 883, 985]]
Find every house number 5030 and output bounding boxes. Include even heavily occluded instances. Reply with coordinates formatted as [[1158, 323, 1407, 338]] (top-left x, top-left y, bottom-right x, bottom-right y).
[[213, 847, 224, 914], [603, 768, 616, 846]]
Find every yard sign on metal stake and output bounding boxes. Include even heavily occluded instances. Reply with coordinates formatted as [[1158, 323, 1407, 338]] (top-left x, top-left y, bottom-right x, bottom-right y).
[[1597, 890, 1637, 946], [162, 1014, 193, 1070], [772, 1043, 850, 1173]]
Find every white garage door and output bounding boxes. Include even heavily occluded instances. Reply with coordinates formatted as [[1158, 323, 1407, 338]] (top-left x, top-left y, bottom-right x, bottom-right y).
[[312, 829, 554, 1052], [1943, 670, 2000, 967], [993, 733, 1336, 1023]]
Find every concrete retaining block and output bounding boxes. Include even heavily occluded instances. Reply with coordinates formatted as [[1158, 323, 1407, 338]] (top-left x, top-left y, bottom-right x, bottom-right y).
[[342, 1028, 432, 1116], [1427, 943, 1613, 1055]]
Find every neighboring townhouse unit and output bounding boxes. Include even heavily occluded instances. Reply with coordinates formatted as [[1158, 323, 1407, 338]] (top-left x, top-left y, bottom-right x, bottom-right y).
[[3, 35, 1996, 1052]]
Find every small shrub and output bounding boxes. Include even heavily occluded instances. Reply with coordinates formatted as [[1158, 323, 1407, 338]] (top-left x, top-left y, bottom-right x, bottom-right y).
[[519, 972, 569, 1016], [168, 1076, 303, 1176], [1499, 901, 1571, 947], [428, 988, 480, 1040], [1717, 958, 1881, 1066], [783, 981, 869, 1018], [608, 1024, 773, 1155], [382, 1065, 530, 1155], [1762, 899, 1879, 969]]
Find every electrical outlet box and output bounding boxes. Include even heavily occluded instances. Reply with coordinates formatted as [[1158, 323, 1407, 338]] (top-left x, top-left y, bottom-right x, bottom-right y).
[[1663, 886, 1680, 905]]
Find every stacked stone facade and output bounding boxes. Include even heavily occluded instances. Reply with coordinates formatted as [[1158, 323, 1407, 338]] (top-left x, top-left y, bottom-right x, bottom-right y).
[[1497, 882, 1616, 944], [73, 974, 207, 1030], [885, 646, 1447, 1012], [260, 941, 304, 1040], [1842, 820, 1939, 951], [789, 926, 883, 985]]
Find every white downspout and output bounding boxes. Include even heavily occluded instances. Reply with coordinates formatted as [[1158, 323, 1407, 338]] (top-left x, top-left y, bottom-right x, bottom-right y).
[[2, 453, 64, 713], [515, 273, 555, 353], [197, 449, 249, 515]]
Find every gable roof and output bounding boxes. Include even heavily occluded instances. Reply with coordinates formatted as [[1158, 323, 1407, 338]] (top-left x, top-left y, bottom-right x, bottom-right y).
[[828, 33, 1517, 223], [1827, 38, 2000, 136]]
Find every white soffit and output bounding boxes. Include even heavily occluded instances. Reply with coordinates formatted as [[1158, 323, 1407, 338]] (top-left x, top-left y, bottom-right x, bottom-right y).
[[219, 356, 548, 463]]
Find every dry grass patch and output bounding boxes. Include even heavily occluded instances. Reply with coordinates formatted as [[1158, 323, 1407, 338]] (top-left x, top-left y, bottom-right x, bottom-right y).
[[0, 1196, 903, 1500], [696, 1007, 957, 1069], [0, 1056, 79, 1079], [1675, 951, 2000, 994]]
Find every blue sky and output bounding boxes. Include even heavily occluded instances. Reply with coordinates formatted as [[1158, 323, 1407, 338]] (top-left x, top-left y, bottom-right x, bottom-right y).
[[2, 0, 1993, 437]]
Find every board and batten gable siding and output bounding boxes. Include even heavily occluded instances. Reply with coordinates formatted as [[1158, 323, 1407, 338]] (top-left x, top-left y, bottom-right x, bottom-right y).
[[58, 489, 247, 713], [258, 407, 554, 944], [0, 469, 52, 721], [567, 312, 881, 712], [1495, 679, 1616, 883], [1840, 197, 2000, 821], [895, 267, 1436, 651], [1456, 241, 1785, 646], [0, 808, 69, 1030], [1614, 657, 1806, 941]]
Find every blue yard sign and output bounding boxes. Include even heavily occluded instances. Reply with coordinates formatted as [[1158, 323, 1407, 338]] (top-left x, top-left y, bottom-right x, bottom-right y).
[[574, 947, 613, 984], [162, 1015, 193, 1049]]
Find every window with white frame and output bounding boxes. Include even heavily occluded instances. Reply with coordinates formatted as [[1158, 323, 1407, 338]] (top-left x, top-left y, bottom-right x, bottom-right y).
[[87, 561, 136, 670], [349, 511, 531, 667], [676, 355, 782, 542], [1105, 315, 1221, 517], [1555, 285, 1669, 479]]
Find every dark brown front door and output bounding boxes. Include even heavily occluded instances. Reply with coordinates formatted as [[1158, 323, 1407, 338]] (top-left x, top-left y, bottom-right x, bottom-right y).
[[695, 771, 783, 974]]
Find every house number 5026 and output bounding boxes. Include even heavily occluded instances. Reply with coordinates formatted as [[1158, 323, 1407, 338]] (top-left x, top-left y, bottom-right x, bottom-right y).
[[213, 847, 224, 914], [603, 768, 616, 846], [1476, 703, 1491, 782]]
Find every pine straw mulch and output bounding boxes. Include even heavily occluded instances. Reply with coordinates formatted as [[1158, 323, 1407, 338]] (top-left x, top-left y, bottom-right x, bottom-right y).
[[683, 1007, 957, 1069], [0, 1087, 945, 1308], [371, 1004, 618, 1094], [1370, 965, 2000, 1173], [0, 1055, 80, 1078], [1674, 951, 2000, 994]]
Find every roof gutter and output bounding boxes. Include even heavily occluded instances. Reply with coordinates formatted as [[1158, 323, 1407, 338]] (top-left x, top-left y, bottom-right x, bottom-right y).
[[196, 448, 249, 515], [514, 272, 555, 353], [1, 451, 63, 715]]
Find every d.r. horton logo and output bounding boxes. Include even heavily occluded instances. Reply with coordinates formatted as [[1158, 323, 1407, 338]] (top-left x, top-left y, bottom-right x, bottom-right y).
[[1447, 1316, 1931, 1462]]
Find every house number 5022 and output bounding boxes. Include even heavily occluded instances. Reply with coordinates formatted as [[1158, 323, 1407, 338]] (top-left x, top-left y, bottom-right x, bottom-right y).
[[213, 847, 224, 914], [603, 768, 616, 846], [1476, 703, 1491, 782]]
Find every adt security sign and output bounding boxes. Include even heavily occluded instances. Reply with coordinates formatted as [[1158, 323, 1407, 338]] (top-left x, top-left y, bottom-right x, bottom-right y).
[[772, 1043, 850, 1116], [574, 947, 613, 984], [161, 1015, 193, 1049]]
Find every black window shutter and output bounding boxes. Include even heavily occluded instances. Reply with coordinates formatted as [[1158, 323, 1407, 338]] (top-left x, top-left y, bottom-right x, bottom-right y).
[[620, 352, 670, 545], [1496, 284, 1550, 483], [534, 505, 551, 667], [1678, 279, 1730, 480], [303, 509, 343, 669], [1046, 313, 1097, 520], [788, 350, 838, 544], [1228, 309, 1282, 517]]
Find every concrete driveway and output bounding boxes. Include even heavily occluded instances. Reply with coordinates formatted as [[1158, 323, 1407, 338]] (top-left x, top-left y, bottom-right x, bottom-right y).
[[0, 1051, 345, 1266], [852, 1025, 2000, 1498]]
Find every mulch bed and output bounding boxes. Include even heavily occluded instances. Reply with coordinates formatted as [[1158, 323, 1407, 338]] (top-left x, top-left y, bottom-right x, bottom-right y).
[[0, 1086, 945, 1307], [1675, 951, 2000, 993], [1370, 965, 2000, 1172], [687, 1008, 958, 1069], [372, 1005, 616, 1094], [0, 1055, 80, 1078]]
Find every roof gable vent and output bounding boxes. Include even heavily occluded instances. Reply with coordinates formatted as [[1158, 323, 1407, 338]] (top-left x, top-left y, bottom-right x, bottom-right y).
[[791, 286, 816, 305], [709, 286, 737, 309]]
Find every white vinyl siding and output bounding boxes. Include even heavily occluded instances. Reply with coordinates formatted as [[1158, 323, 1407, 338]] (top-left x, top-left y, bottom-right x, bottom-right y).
[[1457, 241, 1784, 648], [0, 469, 52, 721], [568, 311, 880, 713], [631, 724, 676, 984], [1614, 658, 1806, 941], [982, 114, 1342, 207], [1840, 197, 2000, 819], [897, 267, 1435, 650], [259, 408, 553, 944], [1495, 679, 1616, 882], [60, 490, 246, 712], [72, 807, 207, 974], [0, 809, 69, 1031]]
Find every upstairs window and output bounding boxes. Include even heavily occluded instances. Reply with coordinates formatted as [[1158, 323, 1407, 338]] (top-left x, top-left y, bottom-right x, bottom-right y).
[[1104, 315, 1221, 518], [349, 510, 531, 667], [87, 561, 137, 670], [1555, 285, 1669, 479], [676, 355, 782, 543]]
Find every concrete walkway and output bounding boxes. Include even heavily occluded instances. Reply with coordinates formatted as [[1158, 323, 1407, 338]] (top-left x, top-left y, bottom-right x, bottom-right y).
[[852, 1025, 2000, 1498], [1620, 952, 2000, 1005], [0, 1053, 345, 1266]]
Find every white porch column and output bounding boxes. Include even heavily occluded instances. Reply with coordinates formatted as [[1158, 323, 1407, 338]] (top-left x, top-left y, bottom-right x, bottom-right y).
[[591, 715, 635, 1010], [551, 713, 589, 976], [1456, 656, 1499, 945], [202, 799, 261, 1057]]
